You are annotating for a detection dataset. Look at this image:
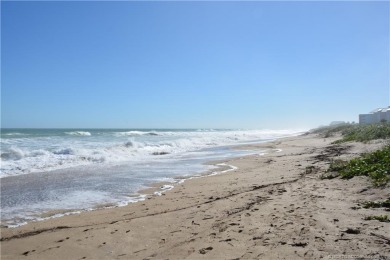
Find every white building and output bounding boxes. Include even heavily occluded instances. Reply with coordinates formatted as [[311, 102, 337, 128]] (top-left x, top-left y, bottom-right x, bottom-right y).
[[359, 107, 390, 125]]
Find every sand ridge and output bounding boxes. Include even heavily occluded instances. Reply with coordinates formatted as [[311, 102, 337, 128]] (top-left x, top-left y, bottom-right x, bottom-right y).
[[1, 134, 389, 259]]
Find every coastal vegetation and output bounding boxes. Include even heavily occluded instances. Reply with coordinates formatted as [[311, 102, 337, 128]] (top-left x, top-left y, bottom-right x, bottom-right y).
[[327, 145, 390, 186], [311, 122, 390, 143], [362, 199, 390, 210], [314, 123, 390, 185], [364, 215, 389, 222], [333, 123, 390, 144]]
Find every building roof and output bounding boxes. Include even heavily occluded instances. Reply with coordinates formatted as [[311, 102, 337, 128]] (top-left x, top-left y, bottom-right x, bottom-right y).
[[369, 106, 390, 113]]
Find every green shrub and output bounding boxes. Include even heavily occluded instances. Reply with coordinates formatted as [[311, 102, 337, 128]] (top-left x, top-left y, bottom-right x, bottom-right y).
[[327, 146, 390, 186], [364, 215, 389, 222], [362, 199, 390, 209]]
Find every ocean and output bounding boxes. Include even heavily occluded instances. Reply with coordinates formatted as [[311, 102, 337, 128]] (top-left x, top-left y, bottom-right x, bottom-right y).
[[0, 128, 302, 227]]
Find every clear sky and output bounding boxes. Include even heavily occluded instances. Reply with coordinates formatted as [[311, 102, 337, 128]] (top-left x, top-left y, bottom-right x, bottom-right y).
[[1, 1, 389, 129]]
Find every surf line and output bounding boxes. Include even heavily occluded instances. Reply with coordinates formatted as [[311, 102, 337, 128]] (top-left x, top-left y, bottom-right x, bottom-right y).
[[258, 148, 283, 156], [173, 163, 238, 186], [5, 194, 148, 229], [163, 147, 283, 194], [152, 163, 238, 197]]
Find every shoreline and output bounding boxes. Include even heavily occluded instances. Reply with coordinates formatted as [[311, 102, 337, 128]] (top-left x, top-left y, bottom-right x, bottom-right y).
[[1, 133, 389, 259], [0, 135, 274, 228], [0, 144, 261, 229]]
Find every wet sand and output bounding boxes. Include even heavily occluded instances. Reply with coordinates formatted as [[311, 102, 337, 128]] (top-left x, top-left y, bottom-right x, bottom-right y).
[[1, 133, 389, 259]]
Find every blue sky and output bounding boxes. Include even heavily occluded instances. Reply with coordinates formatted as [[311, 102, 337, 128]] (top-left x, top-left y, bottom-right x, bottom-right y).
[[2, 1, 389, 129]]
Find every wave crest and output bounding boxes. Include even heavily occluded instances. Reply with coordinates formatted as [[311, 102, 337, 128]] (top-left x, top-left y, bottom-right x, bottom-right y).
[[1, 147, 25, 161], [65, 131, 91, 136], [53, 148, 75, 155], [114, 131, 159, 137], [0, 129, 304, 177], [3, 133, 26, 136]]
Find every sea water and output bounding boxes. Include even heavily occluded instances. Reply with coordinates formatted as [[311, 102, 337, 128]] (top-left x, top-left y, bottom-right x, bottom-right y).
[[0, 128, 302, 227]]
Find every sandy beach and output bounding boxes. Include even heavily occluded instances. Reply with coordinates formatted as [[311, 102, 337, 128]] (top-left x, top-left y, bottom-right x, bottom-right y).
[[1, 133, 389, 259]]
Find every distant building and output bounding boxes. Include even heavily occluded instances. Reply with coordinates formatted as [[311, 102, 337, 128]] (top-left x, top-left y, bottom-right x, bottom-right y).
[[359, 107, 390, 124]]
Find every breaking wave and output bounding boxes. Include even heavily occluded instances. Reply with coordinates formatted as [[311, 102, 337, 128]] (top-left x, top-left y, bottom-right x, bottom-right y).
[[3, 133, 26, 136], [114, 131, 159, 137], [0, 129, 304, 177], [1, 147, 25, 161], [65, 131, 91, 136]]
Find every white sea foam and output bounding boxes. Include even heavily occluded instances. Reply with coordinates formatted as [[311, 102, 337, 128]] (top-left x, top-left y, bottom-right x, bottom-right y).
[[176, 163, 238, 184], [0, 129, 303, 177], [4, 133, 26, 136], [1, 147, 25, 160], [53, 148, 75, 155], [154, 185, 175, 196], [114, 131, 159, 137], [3, 193, 148, 228], [65, 131, 91, 136]]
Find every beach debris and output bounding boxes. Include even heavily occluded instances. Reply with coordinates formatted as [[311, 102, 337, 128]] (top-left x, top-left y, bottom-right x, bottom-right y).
[[199, 247, 213, 254], [0, 226, 71, 242], [219, 238, 233, 242], [290, 242, 308, 247], [343, 228, 360, 234], [191, 220, 200, 226]]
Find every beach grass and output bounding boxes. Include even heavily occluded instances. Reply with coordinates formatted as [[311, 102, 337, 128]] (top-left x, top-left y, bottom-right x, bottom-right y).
[[364, 215, 389, 222], [362, 199, 390, 210], [311, 122, 390, 143], [333, 122, 390, 143]]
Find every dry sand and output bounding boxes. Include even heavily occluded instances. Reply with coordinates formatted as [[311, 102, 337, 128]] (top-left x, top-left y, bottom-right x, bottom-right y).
[[1, 133, 389, 259]]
